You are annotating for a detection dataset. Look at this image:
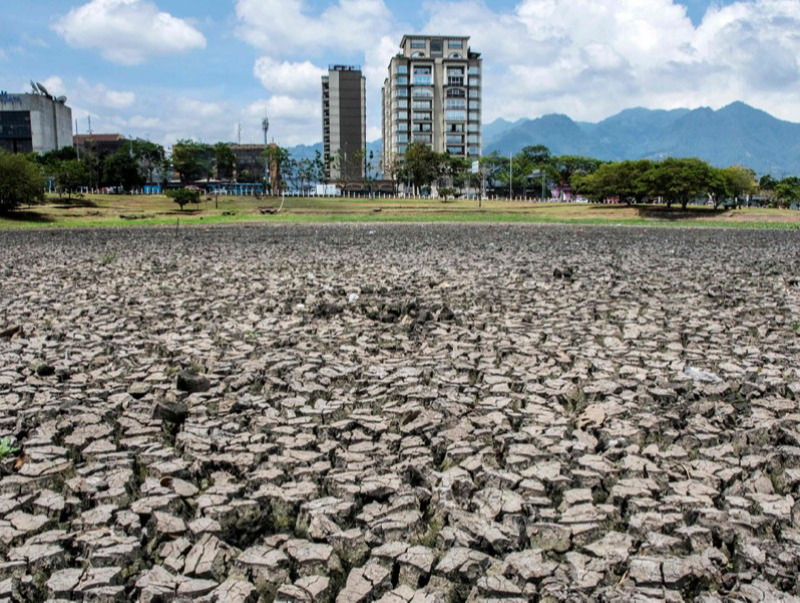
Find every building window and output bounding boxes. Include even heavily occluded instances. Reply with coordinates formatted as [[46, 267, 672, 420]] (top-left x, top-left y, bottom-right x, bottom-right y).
[[396, 65, 408, 74], [448, 77, 464, 86], [468, 146, 480, 156], [395, 76, 408, 85], [397, 144, 407, 153], [412, 75, 433, 85], [414, 134, 432, 143], [447, 135, 463, 144], [414, 123, 432, 132], [468, 66, 481, 75], [447, 146, 464, 155], [395, 99, 408, 109], [469, 77, 480, 86], [469, 111, 480, 121], [449, 40, 464, 49], [411, 39, 425, 48], [469, 89, 480, 98], [413, 112, 432, 121], [448, 53, 462, 59], [448, 123, 464, 133], [467, 134, 480, 143], [446, 110, 467, 121], [430, 40, 443, 54], [395, 88, 408, 97], [468, 122, 480, 132], [412, 100, 432, 110], [470, 101, 481, 109], [396, 111, 408, 120], [395, 133, 409, 143], [411, 52, 426, 58], [447, 88, 466, 98], [446, 99, 466, 109], [412, 88, 433, 98], [397, 122, 409, 131], [414, 66, 432, 74], [447, 67, 464, 76]]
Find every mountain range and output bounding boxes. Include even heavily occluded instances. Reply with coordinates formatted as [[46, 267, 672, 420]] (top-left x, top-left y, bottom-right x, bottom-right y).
[[483, 102, 800, 176], [285, 102, 799, 176]]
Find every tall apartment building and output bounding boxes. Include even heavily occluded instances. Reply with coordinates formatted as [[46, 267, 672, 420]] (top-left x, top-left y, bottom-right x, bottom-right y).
[[382, 35, 482, 172], [321, 65, 366, 181]]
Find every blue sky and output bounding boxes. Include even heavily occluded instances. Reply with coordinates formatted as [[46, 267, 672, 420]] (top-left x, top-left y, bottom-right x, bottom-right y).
[[3, 0, 797, 148]]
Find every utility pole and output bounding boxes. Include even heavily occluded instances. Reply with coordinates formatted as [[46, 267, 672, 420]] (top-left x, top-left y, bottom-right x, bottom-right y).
[[509, 153, 513, 200], [262, 115, 270, 194]]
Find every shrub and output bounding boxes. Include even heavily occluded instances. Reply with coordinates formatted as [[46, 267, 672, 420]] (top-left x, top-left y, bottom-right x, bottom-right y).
[[166, 188, 202, 210], [0, 151, 45, 211]]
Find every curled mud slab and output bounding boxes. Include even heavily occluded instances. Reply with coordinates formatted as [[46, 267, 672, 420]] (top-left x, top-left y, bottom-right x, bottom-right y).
[[1, 224, 800, 602]]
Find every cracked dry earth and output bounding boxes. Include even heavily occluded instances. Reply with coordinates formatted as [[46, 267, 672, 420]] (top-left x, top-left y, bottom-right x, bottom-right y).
[[1, 223, 800, 603]]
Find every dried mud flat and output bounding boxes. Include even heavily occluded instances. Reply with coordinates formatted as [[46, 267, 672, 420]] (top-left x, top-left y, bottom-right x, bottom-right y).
[[1, 223, 800, 603]]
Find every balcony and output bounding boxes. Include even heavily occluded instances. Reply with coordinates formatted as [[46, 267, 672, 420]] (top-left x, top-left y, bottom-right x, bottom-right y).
[[447, 77, 464, 86]]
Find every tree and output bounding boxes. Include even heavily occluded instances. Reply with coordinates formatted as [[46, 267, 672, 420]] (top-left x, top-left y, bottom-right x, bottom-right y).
[[646, 158, 714, 209], [55, 160, 89, 200], [172, 140, 213, 183], [130, 139, 166, 184], [440, 155, 471, 196], [103, 150, 144, 191], [166, 188, 201, 211], [552, 155, 600, 199], [774, 176, 800, 209], [715, 166, 757, 209], [263, 145, 290, 194], [403, 142, 443, 195], [0, 151, 45, 211], [573, 160, 652, 204], [213, 143, 236, 180]]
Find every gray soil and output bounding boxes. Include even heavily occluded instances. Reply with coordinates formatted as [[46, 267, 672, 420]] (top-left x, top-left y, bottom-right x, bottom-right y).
[[1, 223, 800, 602]]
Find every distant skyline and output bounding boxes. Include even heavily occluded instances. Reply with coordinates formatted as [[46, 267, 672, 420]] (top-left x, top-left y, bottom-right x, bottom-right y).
[[2, 0, 798, 148]]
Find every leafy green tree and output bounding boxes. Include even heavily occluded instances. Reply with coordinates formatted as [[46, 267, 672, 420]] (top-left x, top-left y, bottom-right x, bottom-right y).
[[0, 151, 45, 211], [646, 158, 714, 209], [774, 176, 800, 209], [213, 143, 236, 180], [404, 142, 443, 194], [166, 188, 202, 211], [519, 145, 551, 165], [55, 160, 89, 199], [312, 150, 326, 185], [719, 166, 757, 208], [552, 155, 600, 198], [130, 139, 166, 184], [440, 155, 471, 195], [103, 150, 144, 191], [573, 160, 652, 204], [172, 140, 213, 183]]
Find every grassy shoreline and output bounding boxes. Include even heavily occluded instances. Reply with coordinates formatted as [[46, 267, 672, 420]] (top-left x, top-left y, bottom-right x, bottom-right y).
[[1, 194, 799, 230]]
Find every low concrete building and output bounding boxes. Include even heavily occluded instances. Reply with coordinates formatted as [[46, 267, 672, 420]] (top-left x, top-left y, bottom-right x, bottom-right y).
[[0, 90, 73, 154], [73, 133, 127, 158]]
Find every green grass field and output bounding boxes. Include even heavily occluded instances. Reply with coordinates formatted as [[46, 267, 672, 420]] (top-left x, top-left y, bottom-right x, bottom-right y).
[[1, 194, 799, 230]]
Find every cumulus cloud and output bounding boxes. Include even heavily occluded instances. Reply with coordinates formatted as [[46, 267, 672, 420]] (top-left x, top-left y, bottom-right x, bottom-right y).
[[75, 78, 136, 109], [419, 0, 800, 123], [254, 57, 327, 94], [53, 0, 206, 65], [236, 0, 394, 55]]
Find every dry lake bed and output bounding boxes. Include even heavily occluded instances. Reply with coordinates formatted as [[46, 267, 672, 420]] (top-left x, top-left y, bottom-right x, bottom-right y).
[[1, 223, 800, 602]]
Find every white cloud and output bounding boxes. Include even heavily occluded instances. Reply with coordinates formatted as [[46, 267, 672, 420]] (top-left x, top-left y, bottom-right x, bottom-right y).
[[74, 78, 136, 109], [235, 0, 394, 55], [254, 57, 326, 94], [421, 0, 800, 123], [53, 0, 206, 65]]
